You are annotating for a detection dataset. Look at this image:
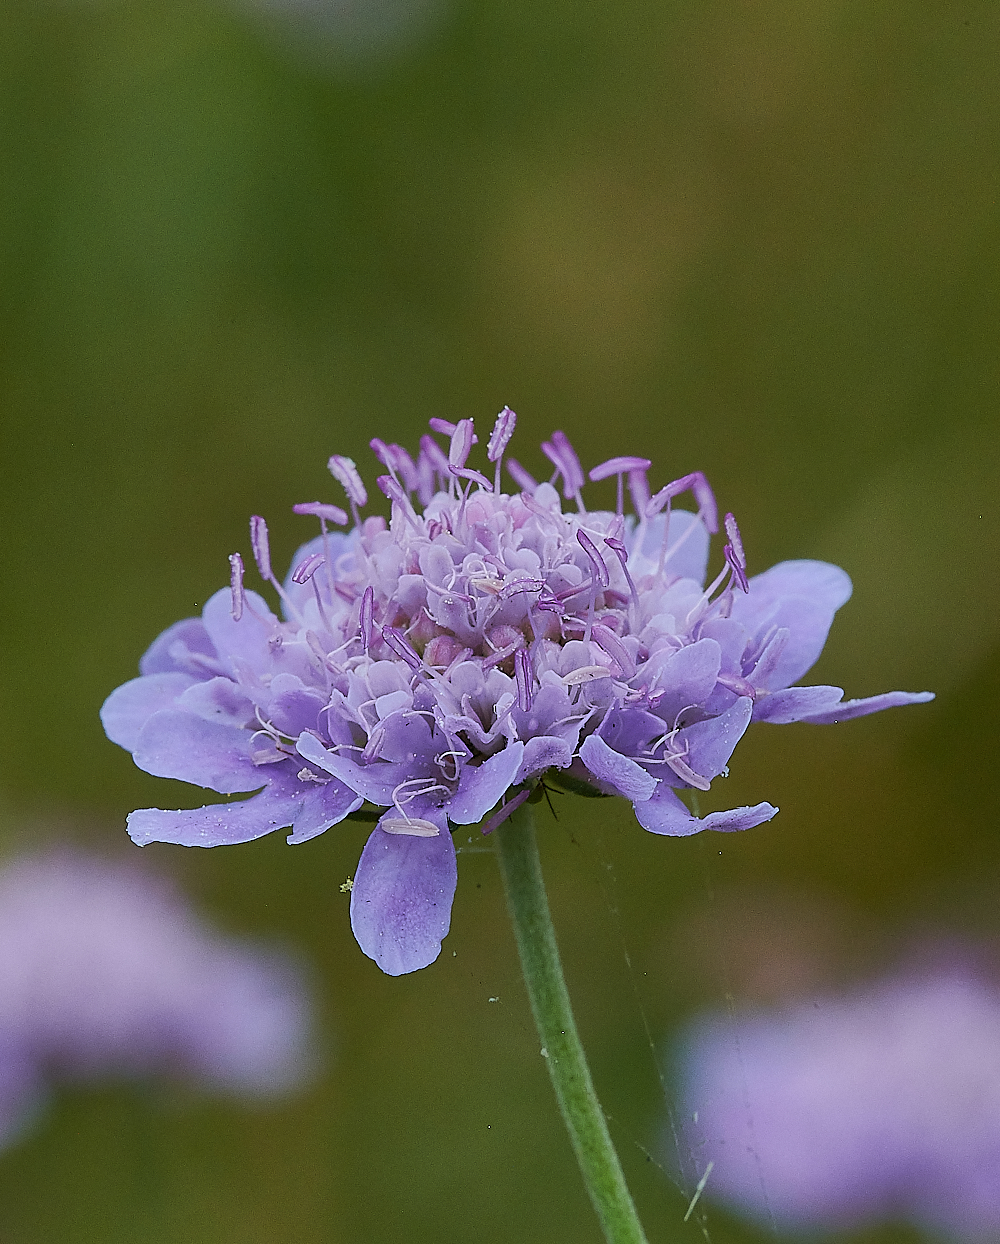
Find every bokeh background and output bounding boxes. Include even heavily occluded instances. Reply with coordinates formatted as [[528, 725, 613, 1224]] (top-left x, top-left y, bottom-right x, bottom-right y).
[[1, 0, 997, 1240]]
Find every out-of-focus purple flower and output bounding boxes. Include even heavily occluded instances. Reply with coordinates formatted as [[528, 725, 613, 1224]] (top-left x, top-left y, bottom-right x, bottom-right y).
[[103, 409, 932, 975], [0, 852, 312, 1148], [675, 966, 1000, 1241]]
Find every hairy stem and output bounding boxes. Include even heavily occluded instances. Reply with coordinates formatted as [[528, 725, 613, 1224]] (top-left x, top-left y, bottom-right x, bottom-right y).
[[495, 802, 650, 1244]]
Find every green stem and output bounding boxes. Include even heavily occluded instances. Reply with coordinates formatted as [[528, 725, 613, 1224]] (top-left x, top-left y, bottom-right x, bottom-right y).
[[495, 802, 650, 1244]]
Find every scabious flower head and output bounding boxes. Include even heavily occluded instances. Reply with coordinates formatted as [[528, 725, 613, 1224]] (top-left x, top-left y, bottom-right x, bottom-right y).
[[103, 409, 933, 975], [0, 851, 313, 1148], [675, 963, 1000, 1242]]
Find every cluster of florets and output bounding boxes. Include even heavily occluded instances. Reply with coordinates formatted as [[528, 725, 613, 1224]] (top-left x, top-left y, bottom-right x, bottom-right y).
[[102, 409, 932, 974]]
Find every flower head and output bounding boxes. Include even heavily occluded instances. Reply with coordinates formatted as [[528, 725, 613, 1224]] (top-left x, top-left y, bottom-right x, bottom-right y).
[[676, 964, 1000, 1241], [0, 851, 313, 1149], [103, 409, 933, 974]]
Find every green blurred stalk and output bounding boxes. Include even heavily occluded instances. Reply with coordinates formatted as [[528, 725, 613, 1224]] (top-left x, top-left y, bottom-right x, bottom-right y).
[[496, 802, 650, 1244]]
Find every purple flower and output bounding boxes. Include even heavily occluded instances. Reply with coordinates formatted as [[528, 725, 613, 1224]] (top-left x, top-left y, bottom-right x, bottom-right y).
[[103, 410, 932, 974], [676, 964, 1000, 1241], [0, 851, 313, 1149]]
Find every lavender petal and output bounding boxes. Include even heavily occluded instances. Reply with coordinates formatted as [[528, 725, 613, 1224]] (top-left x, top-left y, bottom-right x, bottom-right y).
[[448, 742, 525, 825], [350, 809, 457, 975], [678, 696, 753, 783], [515, 736, 573, 783], [634, 784, 778, 837], [794, 689, 935, 725], [139, 617, 220, 677], [580, 734, 657, 802], [101, 672, 198, 750], [731, 560, 853, 691], [133, 710, 262, 794]]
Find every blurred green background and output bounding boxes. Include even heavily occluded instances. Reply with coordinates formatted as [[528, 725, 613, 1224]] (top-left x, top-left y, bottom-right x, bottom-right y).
[[0, 0, 996, 1240]]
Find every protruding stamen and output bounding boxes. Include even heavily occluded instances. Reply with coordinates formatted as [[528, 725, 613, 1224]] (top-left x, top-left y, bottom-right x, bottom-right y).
[[576, 530, 610, 588], [646, 471, 718, 533], [449, 464, 493, 491], [589, 455, 653, 482], [481, 787, 531, 836], [542, 431, 586, 509], [327, 456, 367, 530], [604, 536, 641, 619], [229, 552, 245, 621], [292, 501, 349, 525], [419, 434, 451, 489], [360, 586, 374, 652], [590, 455, 652, 513], [487, 407, 517, 462], [723, 511, 749, 593], [381, 626, 422, 671], [249, 515, 272, 580], [591, 623, 636, 678], [291, 552, 325, 584], [376, 474, 421, 530], [514, 648, 532, 712], [429, 417, 458, 436], [506, 458, 538, 492], [628, 468, 650, 518], [448, 419, 476, 471]]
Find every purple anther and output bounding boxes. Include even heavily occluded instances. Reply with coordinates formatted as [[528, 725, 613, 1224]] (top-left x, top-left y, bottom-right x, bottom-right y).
[[588, 455, 652, 482], [591, 623, 636, 678], [481, 787, 531, 836], [448, 419, 476, 470], [249, 515, 273, 580], [724, 511, 745, 567], [228, 552, 245, 621], [449, 464, 493, 491], [604, 536, 641, 613], [369, 437, 393, 469], [506, 458, 539, 492], [376, 473, 407, 506], [381, 626, 422, 671], [419, 434, 451, 476], [690, 471, 718, 533], [645, 471, 718, 533], [360, 586, 374, 652], [428, 417, 457, 436], [291, 552, 325, 585], [576, 529, 610, 588], [542, 431, 585, 500], [536, 594, 565, 614], [487, 406, 517, 462], [628, 467, 650, 517], [292, 501, 349, 525], [389, 444, 418, 492], [514, 648, 532, 712], [327, 455, 368, 507]]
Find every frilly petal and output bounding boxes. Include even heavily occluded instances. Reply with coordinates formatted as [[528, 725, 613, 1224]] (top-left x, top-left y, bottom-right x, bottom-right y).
[[731, 560, 853, 691], [629, 510, 710, 585], [100, 672, 197, 750], [201, 588, 279, 678], [127, 765, 362, 847], [133, 710, 261, 793], [448, 742, 525, 825], [794, 689, 935, 725], [350, 808, 457, 975], [634, 784, 778, 837], [139, 617, 220, 677], [680, 696, 753, 783], [295, 733, 403, 804], [515, 736, 573, 783], [580, 734, 657, 801], [752, 685, 846, 724]]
